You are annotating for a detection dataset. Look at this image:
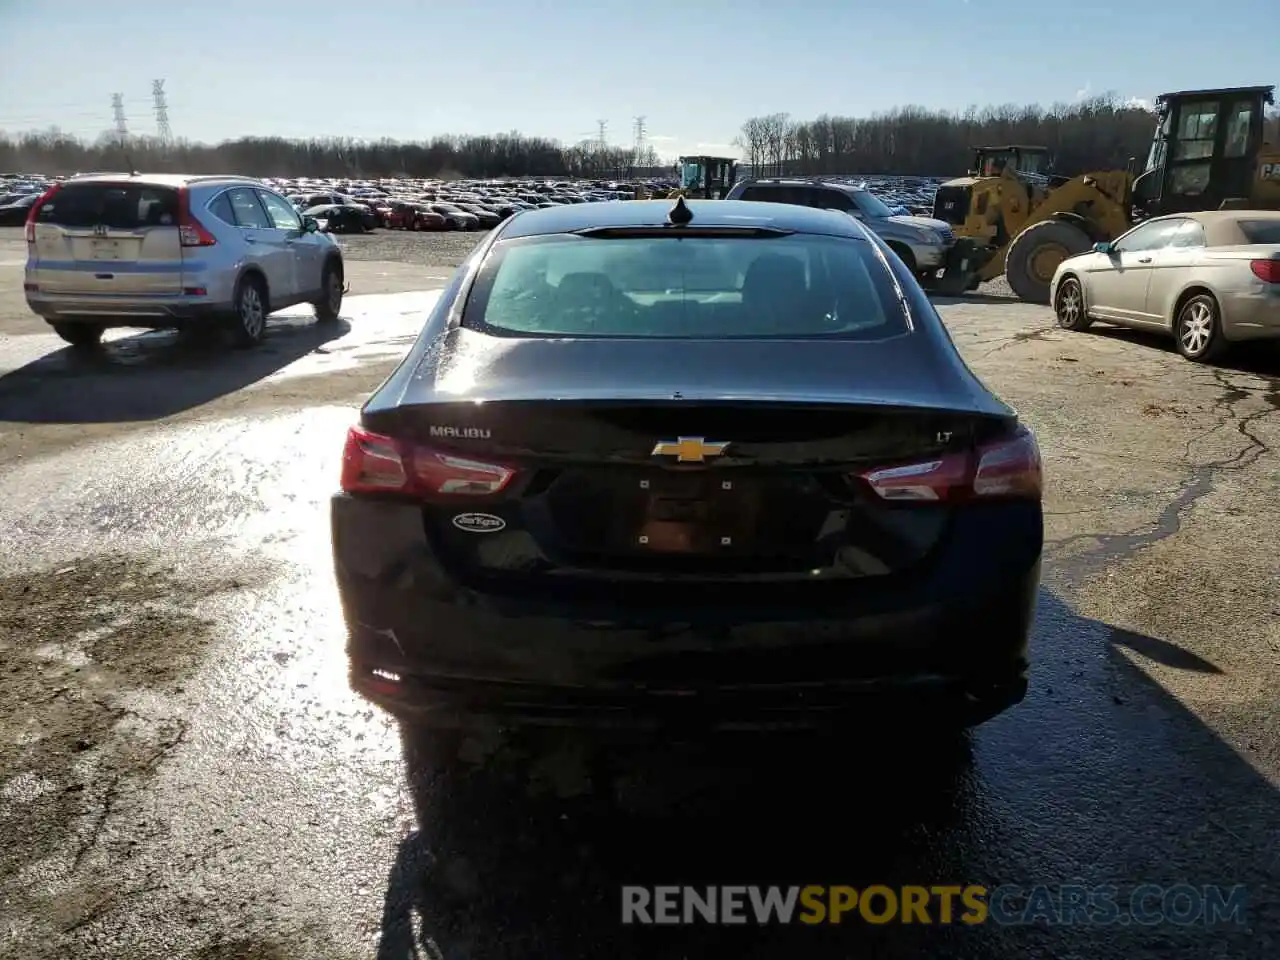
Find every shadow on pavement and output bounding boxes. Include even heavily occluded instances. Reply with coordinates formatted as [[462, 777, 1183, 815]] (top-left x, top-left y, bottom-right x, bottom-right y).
[[0, 315, 351, 424], [930, 291, 1024, 307], [374, 591, 1278, 959], [1084, 326, 1280, 377]]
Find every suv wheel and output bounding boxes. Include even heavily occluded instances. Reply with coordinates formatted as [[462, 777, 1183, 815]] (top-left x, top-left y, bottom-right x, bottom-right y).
[[228, 274, 268, 347], [314, 262, 344, 323], [51, 322, 104, 349]]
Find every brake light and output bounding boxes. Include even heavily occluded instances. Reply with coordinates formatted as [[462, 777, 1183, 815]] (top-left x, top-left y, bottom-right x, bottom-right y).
[[177, 186, 217, 247], [340, 425, 515, 497], [858, 424, 1042, 502], [24, 183, 61, 242], [1250, 259, 1280, 283]]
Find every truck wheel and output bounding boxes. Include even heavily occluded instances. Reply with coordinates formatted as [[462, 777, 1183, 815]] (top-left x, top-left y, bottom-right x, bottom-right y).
[[1006, 220, 1092, 304]]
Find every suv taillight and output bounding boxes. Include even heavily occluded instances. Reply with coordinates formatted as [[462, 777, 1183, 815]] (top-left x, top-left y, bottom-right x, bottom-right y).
[[177, 186, 217, 247], [340, 426, 516, 498], [857, 424, 1042, 502], [24, 183, 61, 243]]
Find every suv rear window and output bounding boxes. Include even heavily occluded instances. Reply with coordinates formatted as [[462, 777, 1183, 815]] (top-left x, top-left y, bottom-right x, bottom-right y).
[[36, 183, 180, 229], [1238, 220, 1280, 244], [464, 233, 906, 340]]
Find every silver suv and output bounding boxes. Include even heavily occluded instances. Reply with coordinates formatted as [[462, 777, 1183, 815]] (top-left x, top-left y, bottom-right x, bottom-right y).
[[24, 173, 345, 347], [725, 178, 958, 283]]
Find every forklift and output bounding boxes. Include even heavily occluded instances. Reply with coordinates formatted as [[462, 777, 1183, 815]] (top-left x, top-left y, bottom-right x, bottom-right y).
[[677, 155, 739, 199]]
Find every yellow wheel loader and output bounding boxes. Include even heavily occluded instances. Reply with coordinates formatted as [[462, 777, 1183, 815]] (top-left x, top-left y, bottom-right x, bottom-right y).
[[932, 85, 1280, 303]]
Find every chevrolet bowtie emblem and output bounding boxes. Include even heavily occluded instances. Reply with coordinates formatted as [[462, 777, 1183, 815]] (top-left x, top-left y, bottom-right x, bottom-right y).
[[651, 437, 730, 463]]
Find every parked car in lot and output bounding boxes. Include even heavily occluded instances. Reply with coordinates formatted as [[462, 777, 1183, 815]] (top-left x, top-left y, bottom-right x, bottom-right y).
[[0, 193, 39, 226], [724, 178, 963, 288], [23, 173, 345, 347], [331, 198, 1044, 737], [303, 202, 371, 234], [1050, 210, 1280, 362]]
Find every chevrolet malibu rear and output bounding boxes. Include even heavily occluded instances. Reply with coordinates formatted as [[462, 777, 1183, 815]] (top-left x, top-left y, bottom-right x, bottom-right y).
[[331, 200, 1043, 732]]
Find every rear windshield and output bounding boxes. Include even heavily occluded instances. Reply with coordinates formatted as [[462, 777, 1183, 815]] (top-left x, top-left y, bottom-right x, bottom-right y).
[[36, 183, 179, 229], [464, 232, 906, 340], [1238, 220, 1280, 244]]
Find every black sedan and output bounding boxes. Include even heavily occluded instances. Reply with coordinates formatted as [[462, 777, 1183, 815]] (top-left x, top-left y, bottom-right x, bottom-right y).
[[331, 198, 1043, 733], [0, 193, 39, 226], [302, 203, 369, 233]]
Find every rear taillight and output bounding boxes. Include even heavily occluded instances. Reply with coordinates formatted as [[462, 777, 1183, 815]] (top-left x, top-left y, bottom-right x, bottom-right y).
[[177, 186, 217, 247], [340, 425, 516, 498], [858, 424, 1042, 502], [24, 183, 61, 242], [1250, 259, 1280, 283]]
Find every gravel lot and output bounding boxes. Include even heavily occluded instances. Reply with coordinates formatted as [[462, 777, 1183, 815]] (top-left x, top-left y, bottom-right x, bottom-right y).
[[0, 225, 1276, 959]]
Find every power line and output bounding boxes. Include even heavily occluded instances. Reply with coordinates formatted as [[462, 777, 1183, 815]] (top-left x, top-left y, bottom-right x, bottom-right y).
[[152, 79, 172, 143], [110, 93, 128, 140]]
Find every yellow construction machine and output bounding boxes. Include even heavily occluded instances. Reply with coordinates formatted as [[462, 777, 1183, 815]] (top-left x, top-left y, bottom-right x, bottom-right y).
[[933, 85, 1280, 303]]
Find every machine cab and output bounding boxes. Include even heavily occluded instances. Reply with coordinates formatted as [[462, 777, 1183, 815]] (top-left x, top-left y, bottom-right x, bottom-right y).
[[970, 145, 1051, 179], [1132, 85, 1274, 215], [678, 155, 739, 199]]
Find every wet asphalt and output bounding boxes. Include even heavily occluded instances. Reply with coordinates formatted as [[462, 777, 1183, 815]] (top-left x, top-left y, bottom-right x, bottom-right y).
[[0, 240, 1277, 959]]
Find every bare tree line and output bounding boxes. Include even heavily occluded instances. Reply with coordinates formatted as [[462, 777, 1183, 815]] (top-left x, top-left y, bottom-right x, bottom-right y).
[[2, 93, 1277, 180], [0, 129, 666, 180], [737, 93, 1280, 178]]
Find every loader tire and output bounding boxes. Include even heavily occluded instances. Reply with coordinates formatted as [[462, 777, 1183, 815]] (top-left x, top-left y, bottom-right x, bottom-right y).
[[1005, 219, 1092, 305]]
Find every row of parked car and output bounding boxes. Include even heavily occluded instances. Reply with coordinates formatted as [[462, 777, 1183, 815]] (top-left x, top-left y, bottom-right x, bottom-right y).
[[268, 176, 642, 234]]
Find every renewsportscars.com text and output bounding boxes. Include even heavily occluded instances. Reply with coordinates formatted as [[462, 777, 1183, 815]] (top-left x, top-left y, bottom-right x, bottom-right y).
[[620, 884, 1248, 926]]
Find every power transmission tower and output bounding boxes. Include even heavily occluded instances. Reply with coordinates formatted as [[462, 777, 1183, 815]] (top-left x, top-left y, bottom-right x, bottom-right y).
[[596, 119, 608, 152], [633, 116, 647, 167], [152, 79, 172, 143], [110, 93, 128, 140]]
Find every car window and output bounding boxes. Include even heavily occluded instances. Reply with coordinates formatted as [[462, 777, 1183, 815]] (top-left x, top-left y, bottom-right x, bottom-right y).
[[850, 190, 895, 219], [1114, 220, 1180, 254], [464, 233, 905, 341], [740, 186, 789, 205], [812, 188, 854, 213], [208, 191, 236, 226], [1168, 219, 1207, 249], [1237, 220, 1280, 244], [258, 190, 302, 230], [226, 188, 272, 229], [36, 183, 179, 229]]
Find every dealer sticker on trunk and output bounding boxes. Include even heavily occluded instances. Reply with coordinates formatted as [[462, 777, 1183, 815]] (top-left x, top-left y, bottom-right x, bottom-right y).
[[452, 513, 506, 533]]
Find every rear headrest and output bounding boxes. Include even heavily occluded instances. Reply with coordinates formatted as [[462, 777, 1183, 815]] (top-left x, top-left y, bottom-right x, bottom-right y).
[[743, 253, 807, 299]]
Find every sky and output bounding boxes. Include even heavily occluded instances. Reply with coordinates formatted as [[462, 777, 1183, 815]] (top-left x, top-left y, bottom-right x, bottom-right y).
[[0, 0, 1274, 160]]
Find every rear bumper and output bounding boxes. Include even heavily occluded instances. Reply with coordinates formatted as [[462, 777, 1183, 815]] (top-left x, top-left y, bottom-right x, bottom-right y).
[[332, 496, 1043, 729], [1220, 287, 1280, 342], [25, 292, 229, 324]]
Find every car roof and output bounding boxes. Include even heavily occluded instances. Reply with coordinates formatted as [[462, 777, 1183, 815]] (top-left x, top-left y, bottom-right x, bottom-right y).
[[1127, 209, 1280, 246], [496, 199, 868, 240], [62, 173, 267, 189]]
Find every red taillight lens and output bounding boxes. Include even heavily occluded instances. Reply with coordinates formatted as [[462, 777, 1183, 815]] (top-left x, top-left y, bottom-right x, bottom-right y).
[[1250, 259, 1280, 283], [24, 183, 61, 242], [857, 424, 1042, 503], [177, 186, 217, 247], [340, 426, 515, 497]]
